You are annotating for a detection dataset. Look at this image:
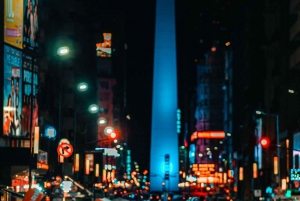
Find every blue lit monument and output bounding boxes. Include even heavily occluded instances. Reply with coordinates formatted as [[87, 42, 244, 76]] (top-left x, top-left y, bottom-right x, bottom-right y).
[[150, 0, 179, 192]]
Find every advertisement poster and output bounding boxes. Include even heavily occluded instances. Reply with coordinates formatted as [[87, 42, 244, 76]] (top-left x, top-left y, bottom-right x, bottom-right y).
[[23, 0, 39, 50], [4, 0, 24, 49], [3, 45, 23, 137], [22, 53, 39, 138], [96, 33, 112, 57], [37, 150, 49, 170]]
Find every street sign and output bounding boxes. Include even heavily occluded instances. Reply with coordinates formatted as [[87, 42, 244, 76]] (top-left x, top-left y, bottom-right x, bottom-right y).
[[57, 142, 73, 158]]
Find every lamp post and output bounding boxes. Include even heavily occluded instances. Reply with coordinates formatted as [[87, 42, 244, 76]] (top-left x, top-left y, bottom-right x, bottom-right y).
[[256, 111, 280, 186]]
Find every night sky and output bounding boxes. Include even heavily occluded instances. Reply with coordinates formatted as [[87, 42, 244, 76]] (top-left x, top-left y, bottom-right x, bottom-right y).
[[123, 0, 233, 171]]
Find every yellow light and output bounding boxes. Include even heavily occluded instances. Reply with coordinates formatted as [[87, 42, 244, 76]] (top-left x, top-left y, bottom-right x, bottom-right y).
[[59, 155, 64, 163], [253, 163, 257, 178], [274, 157, 278, 175], [34, 127, 40, 154], [239, 167, 243, 181], [95, 164, 99, 177], [75, 154, 79, 172], [223, 173, 227, 184], [282, 179, 287, 190], [85, 159, 90, 175]]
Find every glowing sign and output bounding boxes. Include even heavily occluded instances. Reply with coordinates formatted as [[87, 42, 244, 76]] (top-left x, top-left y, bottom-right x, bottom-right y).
[[45, 126, 56, 139], [290, 169, 300, 181], [191, 131, 225, 141], [96, 33, 112, 57], [192, 163, 215, 173], [177, 109, 181, 133]]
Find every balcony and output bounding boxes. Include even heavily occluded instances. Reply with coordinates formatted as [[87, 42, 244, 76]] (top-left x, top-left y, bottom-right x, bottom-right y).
[[290, 18, 300, 42], [290, 46, 300, 69], [290, 0, 300, 14]]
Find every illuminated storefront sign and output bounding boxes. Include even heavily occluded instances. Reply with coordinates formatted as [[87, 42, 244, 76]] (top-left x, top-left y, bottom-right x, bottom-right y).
[[192, 163, 215, 173], [191, 131, 225, 141]]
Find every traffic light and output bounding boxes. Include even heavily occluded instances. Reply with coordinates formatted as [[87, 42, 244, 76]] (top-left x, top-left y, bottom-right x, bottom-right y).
[[109, 132, 117, 139], [260, 137, 270, 148]]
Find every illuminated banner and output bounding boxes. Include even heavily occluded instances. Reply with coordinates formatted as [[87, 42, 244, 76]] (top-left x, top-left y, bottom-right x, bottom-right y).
[[192, 163, 216, 174], [3, 45, 23, 137], [96, 33, 112, 57], [291, 169, 300, 181], [22, 53, 39, 137], [23, 0, 39, 50], [37, 150, 49, 170], [191, 131, 225, 141], [4, 0, 24, 49]]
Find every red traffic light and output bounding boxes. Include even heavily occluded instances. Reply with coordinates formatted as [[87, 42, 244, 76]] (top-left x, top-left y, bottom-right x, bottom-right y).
[[260, 137, 270, 148], [109, 132, 117, 139]]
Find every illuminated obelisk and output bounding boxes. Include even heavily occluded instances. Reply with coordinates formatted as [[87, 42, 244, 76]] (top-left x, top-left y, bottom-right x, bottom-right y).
[[150, 0, 179, 192]]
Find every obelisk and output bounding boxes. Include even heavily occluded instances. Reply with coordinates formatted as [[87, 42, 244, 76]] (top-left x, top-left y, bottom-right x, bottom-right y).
[[150, 0, 179, 192]]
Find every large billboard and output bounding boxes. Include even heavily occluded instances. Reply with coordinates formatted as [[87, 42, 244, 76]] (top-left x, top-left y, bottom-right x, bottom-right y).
[[22, 52, 39, 137], [3, 45, 23, 137], [2, 46, 39, 146], [23, 0, 39, 50], [4, 0, 24, 49], [96, 33, 112, 58]]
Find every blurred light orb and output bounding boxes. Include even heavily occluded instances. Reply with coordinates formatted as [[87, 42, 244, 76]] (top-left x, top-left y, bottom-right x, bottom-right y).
[[98, 117, 107, 126], [104, 126, 114, 135], [77, 82, 88, 92], [57, 46, 69, 56], [88, 104, 99, 113]]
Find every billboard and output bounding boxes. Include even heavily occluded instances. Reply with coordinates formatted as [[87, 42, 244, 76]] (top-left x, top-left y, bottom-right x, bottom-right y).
[[23, 0, 39, 50], [4, 0, 24, 49], [96, 33, 112, 57], [2, 46, 39, 146], [22, 52, 39, 137], [3, 45, 23, 137]]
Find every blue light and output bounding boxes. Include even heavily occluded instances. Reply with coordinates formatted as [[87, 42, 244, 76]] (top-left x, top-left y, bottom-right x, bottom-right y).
[[150, 0, 179, 192], [45, 126, 56, 139]]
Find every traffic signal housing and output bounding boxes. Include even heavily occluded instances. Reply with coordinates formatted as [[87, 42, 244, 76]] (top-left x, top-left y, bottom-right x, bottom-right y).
[[260, 137, 270, 148]]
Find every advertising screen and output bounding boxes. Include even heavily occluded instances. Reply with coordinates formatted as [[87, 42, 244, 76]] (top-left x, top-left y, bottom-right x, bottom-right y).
[[96, 33, 112, 58], [23, 0, 39, 50], [3, 45, 23, 137], [4, 0, 24, 49], [22, 53, 39, 138]]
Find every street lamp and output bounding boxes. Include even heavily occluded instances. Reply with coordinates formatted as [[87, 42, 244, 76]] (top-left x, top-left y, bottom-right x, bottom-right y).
[[57, 46, 70, 56], [255, 110, 280, 185]]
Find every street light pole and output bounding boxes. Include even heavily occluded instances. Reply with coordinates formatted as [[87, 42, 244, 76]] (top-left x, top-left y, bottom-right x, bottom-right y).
[[276, 115, 280, 186]]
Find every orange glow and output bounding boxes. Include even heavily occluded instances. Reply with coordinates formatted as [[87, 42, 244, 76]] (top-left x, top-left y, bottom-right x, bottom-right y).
[[211, 47, 217, 52], [85, 159, 90, 175], [34, 127, 40, 154], [274, 157, 278, 174], [191, 131, 225, 141], [253, 163, 257, 178], [74, 154, 79, 172], [95, 164, 99, 177], [239, 167, 243, 181]]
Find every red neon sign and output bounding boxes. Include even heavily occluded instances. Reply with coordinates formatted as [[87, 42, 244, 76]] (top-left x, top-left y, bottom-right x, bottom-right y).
[[191, 131, 225, 141]]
